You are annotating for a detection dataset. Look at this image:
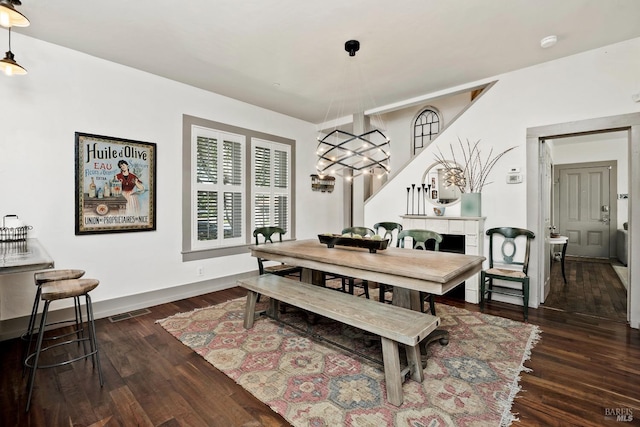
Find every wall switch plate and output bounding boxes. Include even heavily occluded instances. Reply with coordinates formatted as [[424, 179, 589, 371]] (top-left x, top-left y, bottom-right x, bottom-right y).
[[507, 173, 523, 184]]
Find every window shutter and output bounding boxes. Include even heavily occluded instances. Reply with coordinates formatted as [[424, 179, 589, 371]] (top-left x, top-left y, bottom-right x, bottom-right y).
[[197, 136, 217, 184], [252, 139, 291, 233], [197, 190, 217, 241], [193, 127, 245, 248], [254, 146, 271, 187]]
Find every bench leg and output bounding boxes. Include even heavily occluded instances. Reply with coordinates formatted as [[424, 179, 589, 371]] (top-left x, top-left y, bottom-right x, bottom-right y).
[[404, 344, 424, 382], [381, 337, 403, 406], [244, 291, 259, 328]]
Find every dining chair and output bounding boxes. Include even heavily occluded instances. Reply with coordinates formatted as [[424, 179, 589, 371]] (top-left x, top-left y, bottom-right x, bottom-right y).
[[380, 229, 443, 315], [373, 222, 403, 247], [480, 227, 535, 321], [328, 226, 376, 298], [253, 227, 302, 279]]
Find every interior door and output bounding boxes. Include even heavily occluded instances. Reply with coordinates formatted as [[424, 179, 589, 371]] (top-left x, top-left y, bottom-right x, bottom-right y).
[[558, 165, 611, 258], [541, 142, 553, 302]]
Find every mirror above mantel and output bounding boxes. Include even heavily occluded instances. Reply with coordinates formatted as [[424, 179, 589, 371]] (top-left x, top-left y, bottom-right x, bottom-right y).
[[422, 161, 463, 207]]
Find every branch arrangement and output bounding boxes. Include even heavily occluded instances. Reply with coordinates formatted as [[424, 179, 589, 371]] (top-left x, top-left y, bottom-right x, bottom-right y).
[[434, 138, 516, 193]]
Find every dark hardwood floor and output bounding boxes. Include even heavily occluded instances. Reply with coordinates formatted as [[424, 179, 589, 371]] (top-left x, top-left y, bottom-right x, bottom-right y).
[[543, 257, 628, 322], [2, 281, 639, 426]]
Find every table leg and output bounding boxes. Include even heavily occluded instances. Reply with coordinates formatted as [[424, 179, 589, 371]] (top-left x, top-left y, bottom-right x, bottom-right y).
[[561, 242, 568, 284]]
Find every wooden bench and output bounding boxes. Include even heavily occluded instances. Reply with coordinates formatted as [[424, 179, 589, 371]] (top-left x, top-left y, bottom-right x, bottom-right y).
[[237, 274, 440, 406]]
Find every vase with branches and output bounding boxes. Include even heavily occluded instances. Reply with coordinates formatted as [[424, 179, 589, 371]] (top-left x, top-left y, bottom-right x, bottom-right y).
[[433, 137, 516, 193]]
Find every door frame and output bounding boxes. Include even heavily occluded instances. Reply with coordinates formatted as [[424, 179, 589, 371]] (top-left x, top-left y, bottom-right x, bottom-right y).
[[554, 160, 617, 259], [526, 112, 640, 327]]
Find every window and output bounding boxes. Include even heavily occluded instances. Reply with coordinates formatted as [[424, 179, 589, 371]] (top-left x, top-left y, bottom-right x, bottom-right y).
[[413, 107, 442, 155], [252, 139, 291, 232], [182, 115, 296, 261], [193, 127, 245, 249]]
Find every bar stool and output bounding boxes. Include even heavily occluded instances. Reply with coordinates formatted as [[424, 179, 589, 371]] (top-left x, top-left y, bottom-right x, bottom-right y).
[[22, 269, 86, 370], [24, 278, 104, 412]]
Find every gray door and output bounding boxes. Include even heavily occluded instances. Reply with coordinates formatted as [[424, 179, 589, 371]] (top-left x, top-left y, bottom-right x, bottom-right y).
[[558, 165, 611, 258]]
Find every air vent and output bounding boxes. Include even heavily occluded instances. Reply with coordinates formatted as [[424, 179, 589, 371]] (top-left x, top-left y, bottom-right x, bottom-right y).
[[108, 308, 151, 323]]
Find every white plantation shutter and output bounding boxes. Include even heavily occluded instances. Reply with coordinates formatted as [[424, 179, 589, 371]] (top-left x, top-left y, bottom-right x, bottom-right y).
[[252, 139, 291, 233], [192, 126, 245, 248]]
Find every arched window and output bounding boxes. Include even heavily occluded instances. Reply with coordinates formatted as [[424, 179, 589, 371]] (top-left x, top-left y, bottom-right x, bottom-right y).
[[413, 107, 441, 155]]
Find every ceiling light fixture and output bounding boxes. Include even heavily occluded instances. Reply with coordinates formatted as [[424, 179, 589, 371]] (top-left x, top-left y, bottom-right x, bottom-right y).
[[315, 40, 391, 179], [0, 0, 30, 28], [1, 27, 27, 75], [540, 35, 557, 49]]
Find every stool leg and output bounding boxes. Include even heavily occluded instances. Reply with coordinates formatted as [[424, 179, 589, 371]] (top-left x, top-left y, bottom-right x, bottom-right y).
[[85, 294, 104, 386], [22, 286, 42, 376], [26, 300, 50, 412], [74, 295, 88, 355]]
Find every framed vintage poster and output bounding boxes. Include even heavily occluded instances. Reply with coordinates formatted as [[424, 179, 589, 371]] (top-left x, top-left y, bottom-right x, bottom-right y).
[[75, 132, 156, 235]]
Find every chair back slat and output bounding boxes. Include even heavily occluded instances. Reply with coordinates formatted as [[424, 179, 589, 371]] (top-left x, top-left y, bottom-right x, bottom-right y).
[[486, 227, 535, 274], [253, 226, 286, 245]]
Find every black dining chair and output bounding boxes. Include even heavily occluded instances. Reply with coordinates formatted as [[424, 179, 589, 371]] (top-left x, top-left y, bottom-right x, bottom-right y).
[[327, 227, 376, 298], [253, 227, 302, 279], [480, 227, 535, 321], [380, 229, 442, 315]]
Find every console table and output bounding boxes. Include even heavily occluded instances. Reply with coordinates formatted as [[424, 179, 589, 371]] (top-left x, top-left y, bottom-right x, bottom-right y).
[[400, 215, 485, 303], [0, 239, 54, 275]]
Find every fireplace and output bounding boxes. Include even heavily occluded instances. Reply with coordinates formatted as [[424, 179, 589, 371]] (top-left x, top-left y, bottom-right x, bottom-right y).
[[401, 215, 485, 303]]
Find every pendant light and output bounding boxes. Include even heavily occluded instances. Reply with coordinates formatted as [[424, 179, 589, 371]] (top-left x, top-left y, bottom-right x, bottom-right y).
[[0, 0, 30, 28], [315, 40, 391, 179], [1, 27, 26, 75]]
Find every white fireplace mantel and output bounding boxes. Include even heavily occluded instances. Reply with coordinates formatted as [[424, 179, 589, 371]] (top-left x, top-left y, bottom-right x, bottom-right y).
[[400, 215, 485, 303]]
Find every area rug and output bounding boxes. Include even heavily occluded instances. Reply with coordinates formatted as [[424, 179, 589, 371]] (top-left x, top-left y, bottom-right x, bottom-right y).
[[157, 297, 540, 426]]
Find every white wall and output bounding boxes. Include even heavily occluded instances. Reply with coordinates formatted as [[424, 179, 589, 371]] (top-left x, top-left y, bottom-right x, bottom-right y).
[[365, 37, 640, 326], [0, 32, 342, 322], [380, 92, 472, 173]]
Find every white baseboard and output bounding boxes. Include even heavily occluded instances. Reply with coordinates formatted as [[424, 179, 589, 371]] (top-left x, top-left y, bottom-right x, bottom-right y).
[[0, 271, 256, 342]]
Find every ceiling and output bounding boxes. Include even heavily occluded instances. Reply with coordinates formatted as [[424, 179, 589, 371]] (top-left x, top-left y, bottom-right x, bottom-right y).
[[12, 0, 640, 124]]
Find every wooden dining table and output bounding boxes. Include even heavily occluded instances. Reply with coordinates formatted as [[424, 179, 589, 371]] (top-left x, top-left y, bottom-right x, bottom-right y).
[[250, 238, 486, 347]]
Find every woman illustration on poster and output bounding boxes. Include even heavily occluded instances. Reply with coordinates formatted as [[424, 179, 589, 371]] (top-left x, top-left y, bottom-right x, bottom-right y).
[[115, 160, 144, 215]]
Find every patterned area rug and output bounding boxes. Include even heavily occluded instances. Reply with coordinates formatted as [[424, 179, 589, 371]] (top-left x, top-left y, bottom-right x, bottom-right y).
[[157, 297, 540, 426]]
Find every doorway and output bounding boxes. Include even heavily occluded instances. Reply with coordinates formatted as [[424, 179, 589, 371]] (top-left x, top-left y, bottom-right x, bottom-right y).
[[544, 141, 624, 321], [555, 160, 617, 259], [526, 113, 640, 327]]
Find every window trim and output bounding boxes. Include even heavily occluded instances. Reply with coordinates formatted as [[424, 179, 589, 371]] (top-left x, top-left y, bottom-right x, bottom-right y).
[[182, 114, 296, 261]]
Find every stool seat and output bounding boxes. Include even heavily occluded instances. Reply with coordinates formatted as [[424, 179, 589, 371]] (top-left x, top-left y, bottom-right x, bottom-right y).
[[34, 269, 85, 285], [41, 278, 99, 301]]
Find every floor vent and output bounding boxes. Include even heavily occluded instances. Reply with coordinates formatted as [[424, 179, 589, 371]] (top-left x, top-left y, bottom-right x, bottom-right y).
[[108, 308, 151, 323]]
